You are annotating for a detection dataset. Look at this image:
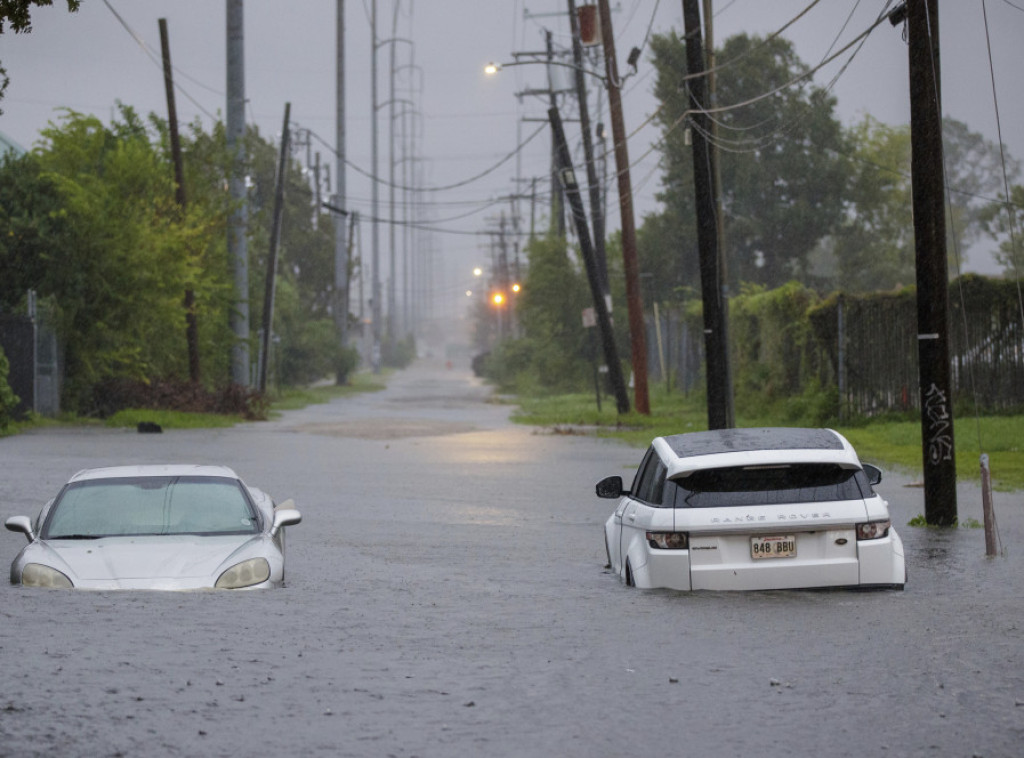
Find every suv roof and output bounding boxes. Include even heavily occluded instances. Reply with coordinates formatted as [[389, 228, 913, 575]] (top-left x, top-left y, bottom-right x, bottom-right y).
[[654, 427, 862, 479]]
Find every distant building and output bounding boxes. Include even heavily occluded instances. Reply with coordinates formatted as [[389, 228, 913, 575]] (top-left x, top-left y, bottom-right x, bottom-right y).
[[0, 130, 27, 158]]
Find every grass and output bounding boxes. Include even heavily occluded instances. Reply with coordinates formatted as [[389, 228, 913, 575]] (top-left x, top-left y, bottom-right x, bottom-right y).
[[511, 386, 1024, 490], [104, 408, 240, 429], [0, 370, 389, 436]]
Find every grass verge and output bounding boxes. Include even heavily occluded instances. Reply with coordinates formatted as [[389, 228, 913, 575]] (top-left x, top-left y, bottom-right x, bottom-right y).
[[511, 387, 1023, 491]]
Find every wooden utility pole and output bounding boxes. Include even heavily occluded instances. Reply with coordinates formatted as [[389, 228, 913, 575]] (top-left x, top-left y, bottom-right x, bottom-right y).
[[545, 30, 566, 238], [159, 18, 200, 384], [598, 0, 650, 415], [258, 102, 291, 393], [681, 0, 732, 429], [549, 106, 630, 414], [907, 0, 957, 525]]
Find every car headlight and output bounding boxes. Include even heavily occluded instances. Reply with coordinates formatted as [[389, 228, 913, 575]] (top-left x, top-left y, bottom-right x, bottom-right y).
[[856, 520, 891, 540], [215, 558, 271, 589], [21, 563, 73, 588], [646, 531, 689, 549]]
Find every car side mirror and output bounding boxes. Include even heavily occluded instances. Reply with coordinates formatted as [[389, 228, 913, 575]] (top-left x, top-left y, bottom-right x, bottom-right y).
[[271, 507, 302, 536], [862, 464, 883, 486], [596, 476, 625, 499], [5, 515, 35, 543]]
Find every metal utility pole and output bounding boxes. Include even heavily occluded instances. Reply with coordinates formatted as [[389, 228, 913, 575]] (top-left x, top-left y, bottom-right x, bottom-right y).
[[682, 0, 732, 430], [567, 0, 607, 294], [387, 0, 402, 342], [549, 105, 630, 414], [258, 102, 291, 393], [226, 0, 249, 386], [907, 0, 957, 525], [159, 18, 200, 384], [370, 0, 382, 372], [598, 0, 649, 414], [334, 0, 350, 356]]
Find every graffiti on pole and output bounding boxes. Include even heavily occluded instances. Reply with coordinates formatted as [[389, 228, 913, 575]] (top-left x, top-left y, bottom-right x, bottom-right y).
[[923, 382, 953, 464]]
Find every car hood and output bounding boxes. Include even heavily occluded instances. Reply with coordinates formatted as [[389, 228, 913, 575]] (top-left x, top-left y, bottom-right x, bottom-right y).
[[31, 534, 264, 589]]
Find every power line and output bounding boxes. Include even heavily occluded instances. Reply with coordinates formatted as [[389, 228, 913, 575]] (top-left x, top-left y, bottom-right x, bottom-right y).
[[100, 0, 220, 122], [306, 123, 547, 193]]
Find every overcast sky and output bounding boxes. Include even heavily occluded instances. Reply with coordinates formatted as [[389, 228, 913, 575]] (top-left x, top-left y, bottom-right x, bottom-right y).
[[1, 0, 1021, 296]]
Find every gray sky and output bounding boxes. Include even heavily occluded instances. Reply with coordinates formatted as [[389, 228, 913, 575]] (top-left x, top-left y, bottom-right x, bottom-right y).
[[1, 0, 1021, 297]]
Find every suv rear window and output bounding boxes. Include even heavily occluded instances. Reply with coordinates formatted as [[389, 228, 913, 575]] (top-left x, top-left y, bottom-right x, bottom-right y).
[[668, 463, 870, 508]]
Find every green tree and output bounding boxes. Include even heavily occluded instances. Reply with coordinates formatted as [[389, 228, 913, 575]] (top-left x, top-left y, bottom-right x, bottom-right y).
[[244, 125, 345, 387], [483, 235, 595, 393], [0, 150, 71, 306], [980, 182, 1024, 275], [829, 116, 915, 292], [827, 116, 1019, 292], [645, 31, 850, 293]]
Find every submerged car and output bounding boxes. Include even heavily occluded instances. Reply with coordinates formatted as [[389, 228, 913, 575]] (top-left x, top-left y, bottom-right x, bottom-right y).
[[6, 464, 301, 590], [597, 427, 905, 591]]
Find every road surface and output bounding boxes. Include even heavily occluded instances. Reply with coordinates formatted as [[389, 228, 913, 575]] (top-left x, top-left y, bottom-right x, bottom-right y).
[[1, 359, 1021, 757]]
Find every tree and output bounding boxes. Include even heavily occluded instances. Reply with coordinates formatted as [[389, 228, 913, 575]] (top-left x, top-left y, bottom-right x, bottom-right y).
[[243, 125, 345, 387], [482, 235, 596, 393], [0, 0, 81, 114], [829, 116, 915, 292], [980, 183, 1024, 275], [645, 32, 850, 293], [828, 116, 1019, 292]]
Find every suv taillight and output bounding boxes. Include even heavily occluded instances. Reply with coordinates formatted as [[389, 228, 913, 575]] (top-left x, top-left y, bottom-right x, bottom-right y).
[[855, 520, 891, 540]]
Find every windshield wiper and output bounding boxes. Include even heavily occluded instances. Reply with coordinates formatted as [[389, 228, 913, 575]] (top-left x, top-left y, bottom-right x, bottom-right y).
[[48, 533, 101, 540]]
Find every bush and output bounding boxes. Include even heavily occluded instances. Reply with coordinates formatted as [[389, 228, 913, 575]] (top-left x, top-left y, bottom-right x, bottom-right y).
[[0, 347, 20, 432], [334, 345, 361, 385], [89, 378, 269, 420], [382, 334, 416, 369]]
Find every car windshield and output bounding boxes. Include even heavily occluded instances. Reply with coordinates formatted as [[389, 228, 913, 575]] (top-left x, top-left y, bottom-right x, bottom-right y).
[[670, 463, 870, 508], [43, 476, 260, 538]]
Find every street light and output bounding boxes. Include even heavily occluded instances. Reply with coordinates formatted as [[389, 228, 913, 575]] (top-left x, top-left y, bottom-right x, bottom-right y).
[[483, 58, 609, 85]]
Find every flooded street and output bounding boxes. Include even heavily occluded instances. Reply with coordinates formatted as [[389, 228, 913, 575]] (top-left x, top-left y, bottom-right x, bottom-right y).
[[1, 359, 1022, 757]]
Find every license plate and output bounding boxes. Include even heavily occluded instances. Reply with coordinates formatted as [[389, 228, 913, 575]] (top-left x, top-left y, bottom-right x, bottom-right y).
[[750, 535, 797, 559]]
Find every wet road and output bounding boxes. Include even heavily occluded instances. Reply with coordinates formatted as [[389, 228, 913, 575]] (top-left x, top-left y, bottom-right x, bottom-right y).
[[1, 359, 1022, 757]]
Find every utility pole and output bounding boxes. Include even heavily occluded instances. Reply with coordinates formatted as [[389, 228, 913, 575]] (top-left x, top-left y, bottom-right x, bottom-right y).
[[159, 18, 200, 384], [370, 0, 382, 372], [598, 0, 649, 414], [545, 30, 566, 238], [226, 0, 249, 386], [681, 0, 732, 429], [567, 0, 607, 294], [549, 105, 630, 414], [334, 0, 349, 361], [258, 102, 290, 393], [907, 0, 957, 525]]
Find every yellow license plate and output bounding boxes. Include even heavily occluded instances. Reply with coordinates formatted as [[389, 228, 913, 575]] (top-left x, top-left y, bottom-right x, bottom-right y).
[[750, 535, 797, 559]]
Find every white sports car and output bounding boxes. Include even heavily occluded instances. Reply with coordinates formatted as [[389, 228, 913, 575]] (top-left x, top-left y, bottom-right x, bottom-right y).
[[6, 464, 301, 590], [597, 428, 906, 591]]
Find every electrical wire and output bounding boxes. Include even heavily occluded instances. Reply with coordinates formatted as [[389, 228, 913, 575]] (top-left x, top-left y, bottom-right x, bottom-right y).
[[306, 123, 547, 193], [982, 0, 1024, 329], [100, 0, 220, 122]]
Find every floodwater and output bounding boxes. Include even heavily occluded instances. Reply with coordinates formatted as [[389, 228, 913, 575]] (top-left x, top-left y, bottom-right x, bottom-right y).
[[1, 360, 1021, 757]]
